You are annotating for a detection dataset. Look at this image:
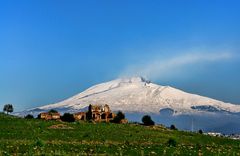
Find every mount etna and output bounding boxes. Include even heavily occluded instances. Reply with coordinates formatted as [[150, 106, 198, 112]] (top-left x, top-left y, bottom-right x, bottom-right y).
[[16, 77, 240, 134]]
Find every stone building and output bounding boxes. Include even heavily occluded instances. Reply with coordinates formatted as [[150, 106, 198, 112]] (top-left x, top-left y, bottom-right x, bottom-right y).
[[74, 104, 115, 122], [73, 112, 86, 120], [91, 104, 115, 122], [39, 112, 61, 120]]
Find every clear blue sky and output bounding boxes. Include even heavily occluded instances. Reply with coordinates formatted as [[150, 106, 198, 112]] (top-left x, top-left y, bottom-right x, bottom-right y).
[[0, 0, 240, 111]]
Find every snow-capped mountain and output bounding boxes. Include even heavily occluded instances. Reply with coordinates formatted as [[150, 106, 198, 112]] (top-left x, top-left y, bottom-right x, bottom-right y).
[[19, 77, 240, 116]]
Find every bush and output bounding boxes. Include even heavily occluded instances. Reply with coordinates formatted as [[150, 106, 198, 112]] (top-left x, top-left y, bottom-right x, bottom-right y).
[[170, 124, 177, 130], [37, 113, 41, 119], [198, 129, 203, 134], [142, 115, 155, 126], [112, 111, 125, 123], [25, 114, 34, 119], [48, 109, 58, 113], [167, 138, 177, 147], [34, 138, 45, 148], [61, 113, 75, 122]]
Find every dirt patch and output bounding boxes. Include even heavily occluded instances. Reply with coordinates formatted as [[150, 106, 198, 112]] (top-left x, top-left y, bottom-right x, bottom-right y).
[[48, 124, 73, 129]]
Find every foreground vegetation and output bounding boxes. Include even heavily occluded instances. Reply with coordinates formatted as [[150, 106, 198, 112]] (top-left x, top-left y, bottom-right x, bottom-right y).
[[0, 113, 240, 155]]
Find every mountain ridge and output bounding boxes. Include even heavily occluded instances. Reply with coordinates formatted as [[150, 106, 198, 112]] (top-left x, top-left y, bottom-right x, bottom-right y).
[[17, 76, 240, 116]]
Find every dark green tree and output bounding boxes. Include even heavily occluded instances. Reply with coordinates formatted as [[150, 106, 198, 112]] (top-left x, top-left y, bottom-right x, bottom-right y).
[[48, 109, 58, 113], [198, 129, 203, 134], [25, 114, 34, 119], [142, 115, 155, 126], [112, 111, 125, 123], [3, 104, 14, 114], [86, 104, 92, 120], [61, 113, 75, 122], [170, 124, 178, 130], [37, 113, 41, 119]]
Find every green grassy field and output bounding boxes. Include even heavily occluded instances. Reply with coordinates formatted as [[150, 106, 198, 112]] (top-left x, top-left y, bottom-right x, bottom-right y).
[[0, 113, 240, 155]]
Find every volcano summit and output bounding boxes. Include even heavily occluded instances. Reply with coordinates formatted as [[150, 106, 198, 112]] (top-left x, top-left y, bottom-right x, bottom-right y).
[[20, 77, 240, 116]]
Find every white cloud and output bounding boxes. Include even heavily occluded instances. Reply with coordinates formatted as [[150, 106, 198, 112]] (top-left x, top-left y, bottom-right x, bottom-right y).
[[120, 51, 234, 80]]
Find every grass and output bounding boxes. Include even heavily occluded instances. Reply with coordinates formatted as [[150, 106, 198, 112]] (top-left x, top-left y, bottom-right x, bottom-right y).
[[0, 113, 240, 155]]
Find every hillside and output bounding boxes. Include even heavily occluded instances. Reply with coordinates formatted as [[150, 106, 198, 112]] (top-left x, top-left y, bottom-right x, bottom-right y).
[[0, 113, 240, 155], [20, 77, 240, 117]]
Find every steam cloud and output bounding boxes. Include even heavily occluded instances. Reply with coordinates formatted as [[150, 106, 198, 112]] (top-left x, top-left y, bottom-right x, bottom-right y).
[[120, 51, 234, 80]]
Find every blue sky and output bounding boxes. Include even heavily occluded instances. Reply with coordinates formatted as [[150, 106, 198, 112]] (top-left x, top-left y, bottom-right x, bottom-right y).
[[0, 0, 240, 111]]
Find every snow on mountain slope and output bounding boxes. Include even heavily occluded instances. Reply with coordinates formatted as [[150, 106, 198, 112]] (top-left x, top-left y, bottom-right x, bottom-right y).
[[32, 77, 240, 115]]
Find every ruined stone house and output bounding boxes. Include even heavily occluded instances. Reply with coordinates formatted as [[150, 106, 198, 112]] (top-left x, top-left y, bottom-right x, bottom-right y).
[[73, 112, 86, 120], [91, 104, 115, 122], [74, 104, 115, 122], [39, 112, 61, 120]]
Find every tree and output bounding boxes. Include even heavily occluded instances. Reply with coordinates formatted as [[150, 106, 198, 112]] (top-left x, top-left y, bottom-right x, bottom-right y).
[[170, 124, 177, 130], [48, 109, 58, 113], [112, 111, 125, 123], [3, 104, 13, 114], [37, 113, 41, 119], [142, 115, 155, 126], [61, 113, 75, 122], [198, 129, 203, 134], [86, 104, 92, 121], [25, 114, 34, 119]]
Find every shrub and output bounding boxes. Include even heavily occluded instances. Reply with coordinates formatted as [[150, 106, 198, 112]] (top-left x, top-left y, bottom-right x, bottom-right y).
[[37, 113, 41, 119], [142, 115, 155, 126], [167, 138, 177, 147], [170, 124, 177, 130], [25, 114, 34, 119], [61, 113, 75, 122], [48, 109, 58, 113], [112, 111, 125, 123], [198, 129, 203, 134], [34, 138, 45, 148]]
